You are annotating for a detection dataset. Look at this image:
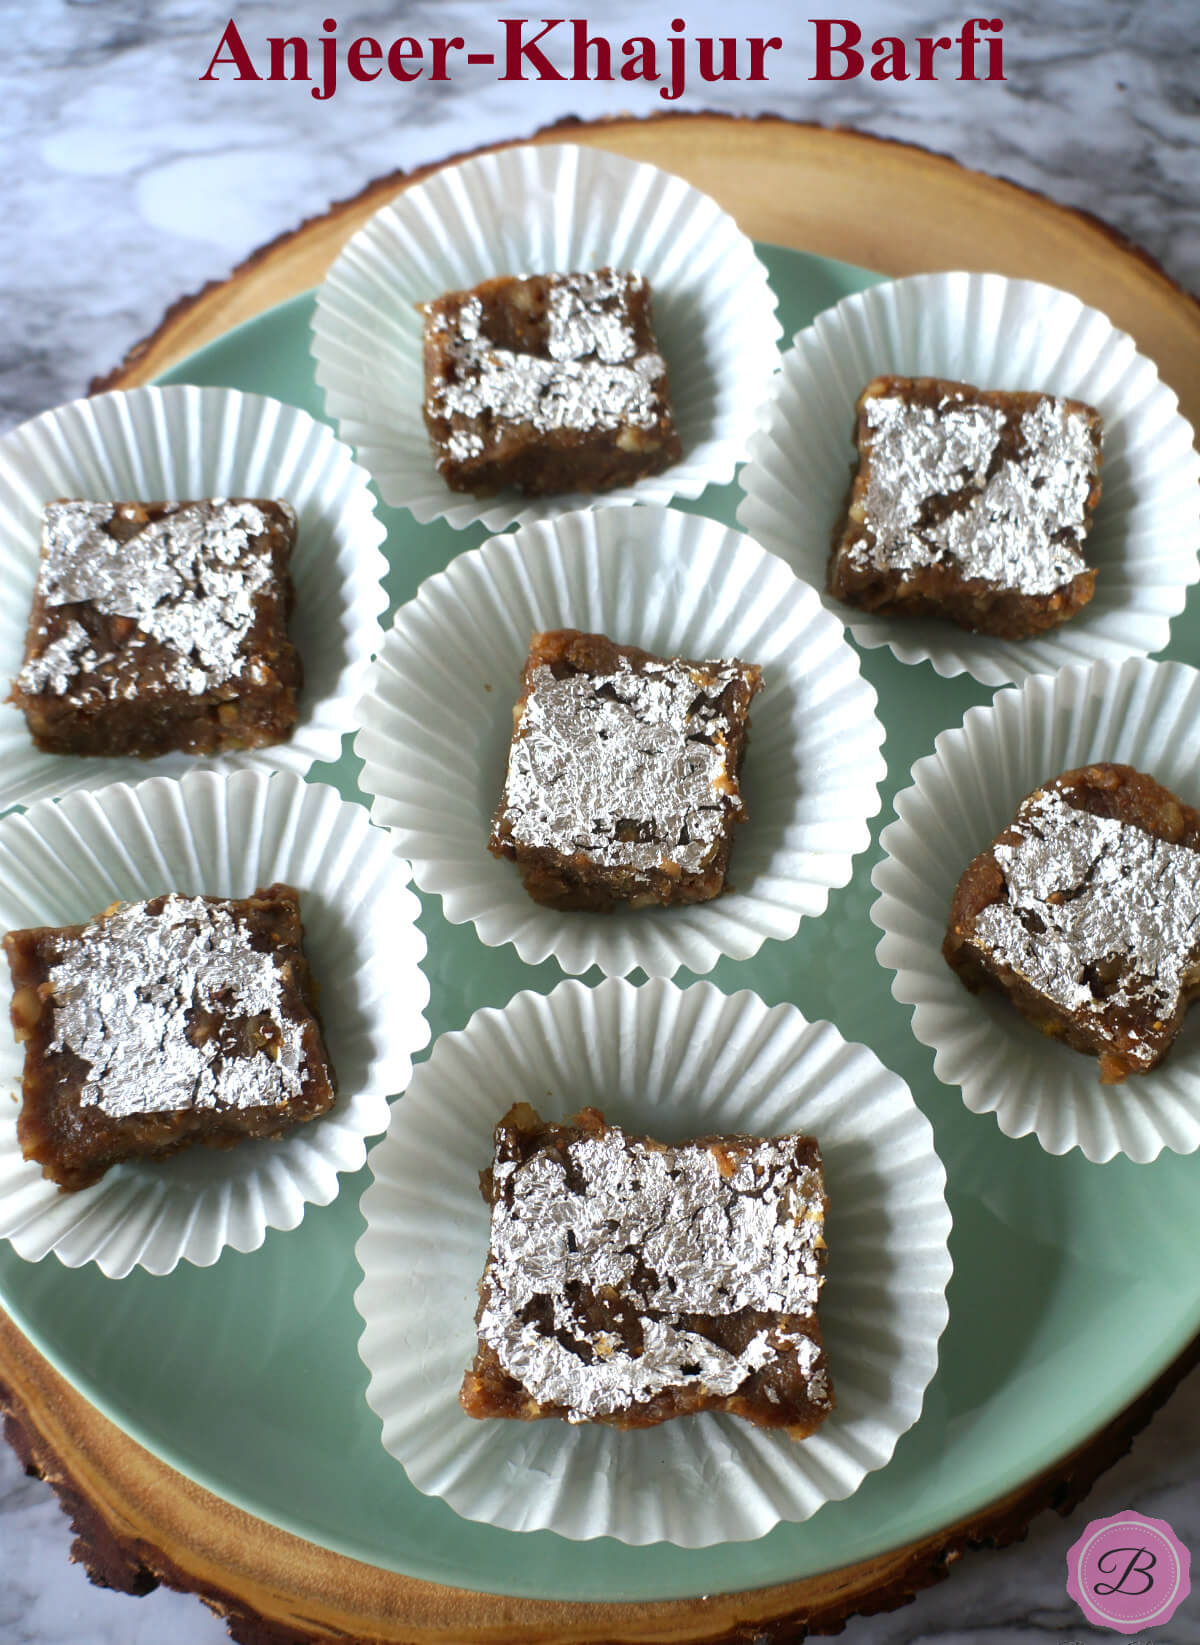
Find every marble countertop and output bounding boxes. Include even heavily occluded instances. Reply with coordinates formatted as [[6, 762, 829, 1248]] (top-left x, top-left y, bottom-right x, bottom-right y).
[[2, 3, 1199, 1642]]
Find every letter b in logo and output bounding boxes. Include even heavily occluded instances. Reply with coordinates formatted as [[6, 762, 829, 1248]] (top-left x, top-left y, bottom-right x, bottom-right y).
[[1067, 1512, 1190, 1632], [1092, 1544, 1156, 1597]]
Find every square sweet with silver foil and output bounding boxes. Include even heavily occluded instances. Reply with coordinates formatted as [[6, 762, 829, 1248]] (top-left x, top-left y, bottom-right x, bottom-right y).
[[829, 374, 1103, 641], [11, 498, 301, 758], [5, 884, 336, 1191], [460, 1102, 833, 1434], [944, 762, 1200, 1083], [420, 270, 683, 497], [488, 628, 762, 911]]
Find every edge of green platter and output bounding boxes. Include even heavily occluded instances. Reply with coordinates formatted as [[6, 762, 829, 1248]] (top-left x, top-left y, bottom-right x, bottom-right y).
[[2, 244, 1199, 1604]]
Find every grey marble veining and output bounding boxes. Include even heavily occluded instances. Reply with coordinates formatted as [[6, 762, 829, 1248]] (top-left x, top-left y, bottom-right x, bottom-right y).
[[2, 3, 1199, 1642], [3, 0, 1199, 431]]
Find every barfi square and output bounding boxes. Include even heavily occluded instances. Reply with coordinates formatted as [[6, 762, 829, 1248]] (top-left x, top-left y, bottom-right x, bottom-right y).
[[10, 498, 302, 758], [5, 884, 337, 1190], [944, 764, 1200, 1082], [420, 270, 683, 497], [829, 375, 1102, 640], [460, 1102, 834, 1433], [489, 629, 762, 911]]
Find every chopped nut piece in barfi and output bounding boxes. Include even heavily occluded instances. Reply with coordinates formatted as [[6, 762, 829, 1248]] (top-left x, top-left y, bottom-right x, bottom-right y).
[[944, 764, 1200, 1082], [489, 629, 762, 911], [460, 1103, 834, 1434], [419, 270, 682, 497], [830, 375, 1102, 640], [10, 499, 302, 757]]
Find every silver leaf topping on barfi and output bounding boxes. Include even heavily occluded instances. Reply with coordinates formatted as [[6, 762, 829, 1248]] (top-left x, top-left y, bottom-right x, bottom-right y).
[[545, 271, 641, 364], [479, 1124, 828, 1420], [425, 272, 667, 452], [18, 499, 291, 699], [14, 619, 103, 697], [46, 895, 308, 1118], [850, 393, 1100, 595], [498, 656, 743, 874], [974, 787, 1200, 1062]]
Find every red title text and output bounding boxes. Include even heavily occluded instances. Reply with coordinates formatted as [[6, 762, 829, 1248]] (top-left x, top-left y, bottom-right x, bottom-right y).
[[200, 17, 1007, 101]]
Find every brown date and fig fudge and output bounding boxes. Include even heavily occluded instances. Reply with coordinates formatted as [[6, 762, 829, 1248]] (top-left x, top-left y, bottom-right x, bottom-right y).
[[944, 764, 1200, 1083], [489, 629, 762, 912], [10, 499, 302, 758], [830, 375, 1103, 640], [419, 270, 683, 496], [4, 884, 336, 1191], [460, 1102, 833, 1435]]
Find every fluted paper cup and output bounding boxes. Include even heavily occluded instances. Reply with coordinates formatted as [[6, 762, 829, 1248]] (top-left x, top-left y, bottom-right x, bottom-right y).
[[873, 658, 1200, 1162], [354, 977, 951, 1546], [0, 770, 429, 1276], [0, 385, 388, 811], [737, 273, 1200, 686], [312, 142, 781, 530], [353, 506, 886, 978]]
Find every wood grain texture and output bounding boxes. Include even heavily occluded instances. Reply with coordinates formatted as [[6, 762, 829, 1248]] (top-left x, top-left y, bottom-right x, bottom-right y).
[[93, 112, 1200, 439], [4, 1309, 1199, 1645], [7, 111, 1200, 1643]]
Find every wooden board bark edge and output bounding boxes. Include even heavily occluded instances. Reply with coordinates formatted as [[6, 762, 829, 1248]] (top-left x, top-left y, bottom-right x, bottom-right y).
[[90, 112, 1200, 435], [4, 1308, 1199, 1645]]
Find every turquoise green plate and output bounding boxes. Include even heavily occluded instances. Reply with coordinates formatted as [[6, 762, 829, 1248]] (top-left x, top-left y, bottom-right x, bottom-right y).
[[3, 244, 1199, 1603]]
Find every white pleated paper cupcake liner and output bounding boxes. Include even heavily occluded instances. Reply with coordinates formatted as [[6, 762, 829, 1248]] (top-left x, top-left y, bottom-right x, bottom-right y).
[[353, 506, 886, 979], [311, 142, 781, 530], [872, 658, 1200, 1163], [0, 385, 388, 811], [354, 977, 951, 1546], [737, 272, 1200, 686], [0, 770, 429, 1276]]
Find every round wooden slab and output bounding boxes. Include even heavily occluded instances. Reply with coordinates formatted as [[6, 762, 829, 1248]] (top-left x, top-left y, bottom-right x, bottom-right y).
[[4, 1310, 1198, 1645], [7, 113, 1200, 1643], [95, 113, 1200, 427]]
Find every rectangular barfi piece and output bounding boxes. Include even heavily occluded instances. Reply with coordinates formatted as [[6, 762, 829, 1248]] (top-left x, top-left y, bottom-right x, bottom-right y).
[[5, 884, 337, 1190], [489, 629, 762, 911], [944, 764, 1200, 1082], [460, 1103, 833, 1433], [829, 375, 1103, 640], [10, 498, 302, 757], [420, 270, 683, 497]]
